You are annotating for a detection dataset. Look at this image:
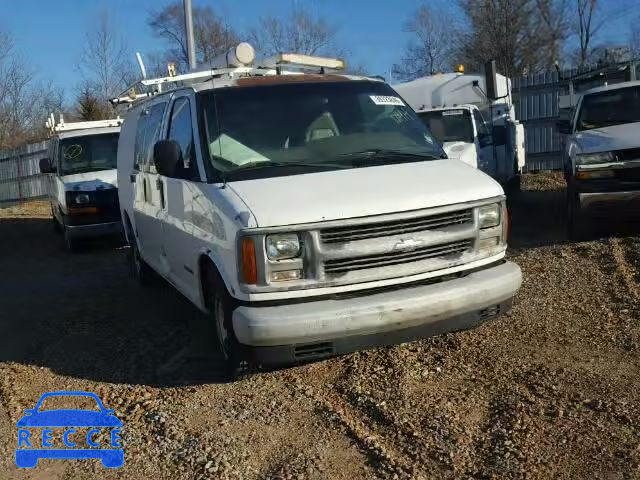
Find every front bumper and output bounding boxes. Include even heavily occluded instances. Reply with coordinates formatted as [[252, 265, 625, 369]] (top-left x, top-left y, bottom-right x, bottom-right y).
[[233, 261, 522, 364], [578, 190, 640, 212], [66, 221, 122, 239]]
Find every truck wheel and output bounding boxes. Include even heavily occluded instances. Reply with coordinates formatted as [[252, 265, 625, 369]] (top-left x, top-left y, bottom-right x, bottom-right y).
[[506, 174, 521, 199], [204, 269, 250, 381], [127, 224, 155, 286], [567, 190, 591, 241], [63, 227, 79, 253], [52, 209, 62, 233]]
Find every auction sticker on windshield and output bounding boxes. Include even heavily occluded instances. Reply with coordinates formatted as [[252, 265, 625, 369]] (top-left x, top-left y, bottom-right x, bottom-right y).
[[442, 110, 465, 116], [15, 391, 123, 469], [370, 95, 405, 106]]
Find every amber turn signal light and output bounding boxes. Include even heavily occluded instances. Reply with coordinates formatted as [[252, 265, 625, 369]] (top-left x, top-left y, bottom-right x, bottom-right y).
[[241, 237, 258, 284]]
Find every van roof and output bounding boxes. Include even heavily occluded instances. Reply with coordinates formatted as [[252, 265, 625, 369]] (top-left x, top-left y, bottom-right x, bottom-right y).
[[55, 126, 121, 140], [583, 80, 640, 96], [190, 73, 379, 92]]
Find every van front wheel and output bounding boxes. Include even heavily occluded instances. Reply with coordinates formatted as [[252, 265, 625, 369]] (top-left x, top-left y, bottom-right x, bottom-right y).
[[204, 269, 248, 380]]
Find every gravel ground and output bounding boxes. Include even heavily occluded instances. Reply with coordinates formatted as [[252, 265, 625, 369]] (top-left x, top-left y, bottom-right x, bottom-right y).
[[1, 172, 639, 479]]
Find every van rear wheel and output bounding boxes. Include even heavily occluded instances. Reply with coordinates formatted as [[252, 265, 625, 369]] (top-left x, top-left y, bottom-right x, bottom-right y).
[[127, 225, 154, 286]]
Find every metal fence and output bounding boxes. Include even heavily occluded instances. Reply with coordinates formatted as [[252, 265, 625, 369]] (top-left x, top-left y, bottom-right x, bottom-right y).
[[0, 141, 49, 207], [513, 60, 640, 171]]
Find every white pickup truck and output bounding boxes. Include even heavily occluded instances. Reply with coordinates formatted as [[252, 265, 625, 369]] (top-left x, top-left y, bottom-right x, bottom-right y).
[[559, 80, 640, 238], [115, 48, 522, 376]]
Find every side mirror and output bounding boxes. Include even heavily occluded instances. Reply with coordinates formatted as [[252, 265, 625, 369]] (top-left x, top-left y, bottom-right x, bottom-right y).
[[556, 119, 572, 135], [39, 158, 54, 174], [153, 140, 181, 177]]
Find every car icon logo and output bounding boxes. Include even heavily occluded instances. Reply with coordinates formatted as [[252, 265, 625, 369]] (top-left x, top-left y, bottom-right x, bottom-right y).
[[15, 391, 123, 468]]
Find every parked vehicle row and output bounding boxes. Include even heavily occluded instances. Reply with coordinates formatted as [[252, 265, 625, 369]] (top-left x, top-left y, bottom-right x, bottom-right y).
[[51, 46, 631, 377]]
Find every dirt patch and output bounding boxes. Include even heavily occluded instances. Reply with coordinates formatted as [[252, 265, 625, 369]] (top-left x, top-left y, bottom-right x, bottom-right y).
[[0, 174, 639, 479]]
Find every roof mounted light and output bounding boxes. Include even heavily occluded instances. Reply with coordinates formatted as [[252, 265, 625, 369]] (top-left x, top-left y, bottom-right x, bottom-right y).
[[261, 53, 345, 71], [209, 42, 256, 69]]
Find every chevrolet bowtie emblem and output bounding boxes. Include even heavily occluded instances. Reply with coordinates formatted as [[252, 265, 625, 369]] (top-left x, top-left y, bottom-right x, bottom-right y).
[[394, 238, 423, 251]]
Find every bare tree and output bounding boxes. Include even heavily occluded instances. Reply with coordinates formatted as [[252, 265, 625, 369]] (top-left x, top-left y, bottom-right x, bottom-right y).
[[631, 17, 640, 56], [575, 0, 604, 66], [147, 2, 239, 72], [536, 0, 571, 66], [0, 31, 64, 148], [392, 5, 454, 81], [79, 11, 134, 103], [456, 0, 571, 77], [249, 7, 340, 57]]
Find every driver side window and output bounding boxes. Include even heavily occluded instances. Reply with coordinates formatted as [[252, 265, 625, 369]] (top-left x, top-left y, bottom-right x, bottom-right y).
[[167, 97, 198, 181]]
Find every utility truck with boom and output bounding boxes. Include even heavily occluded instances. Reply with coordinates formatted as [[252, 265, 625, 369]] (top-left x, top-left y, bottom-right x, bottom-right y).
[[113, 43, 522, 377], [393, 64, 525, 191]]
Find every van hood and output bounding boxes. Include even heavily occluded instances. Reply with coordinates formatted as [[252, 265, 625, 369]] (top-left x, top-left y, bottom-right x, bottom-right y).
[[228, 160, 502, 228], [575, 122, 640, 154], [443, 141, 478, 168], [61, 169, 117, 192]]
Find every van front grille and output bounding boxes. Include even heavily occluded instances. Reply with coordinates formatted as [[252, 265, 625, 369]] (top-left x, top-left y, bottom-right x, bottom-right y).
[[319, 209, 473, 244], [323, 239, 472, 275]]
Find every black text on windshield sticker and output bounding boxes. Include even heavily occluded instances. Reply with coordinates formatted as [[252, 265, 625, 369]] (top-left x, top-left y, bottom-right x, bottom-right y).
[[442, 110, 465, 116], [370, 95, 404, 106]]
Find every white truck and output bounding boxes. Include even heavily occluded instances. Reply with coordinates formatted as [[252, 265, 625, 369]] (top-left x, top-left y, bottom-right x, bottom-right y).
[[393, 71, 525, 190], [39, 115, 123, 251], [113, 46, 522, 377], [557, 80, 640, 238]]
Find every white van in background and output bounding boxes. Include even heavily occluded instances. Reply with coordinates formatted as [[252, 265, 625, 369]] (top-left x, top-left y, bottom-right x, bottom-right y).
[[114, 47, 522, 377], [39, 115, 123, 251]]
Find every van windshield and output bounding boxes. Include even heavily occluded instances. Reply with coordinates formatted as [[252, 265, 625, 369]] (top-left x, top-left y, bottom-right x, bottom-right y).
[[59, 133, 119, 175], [199, 80, 445, 180], [577, 85, 640, 131], [418, 110, 474, 143]]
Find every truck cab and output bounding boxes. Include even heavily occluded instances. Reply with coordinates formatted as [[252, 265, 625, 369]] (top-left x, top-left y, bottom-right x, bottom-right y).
[[393, 72, 525, 190], [414, 105, 492, 170], [559, 81, 640, 238], [39, 116, 123, 251], [114, 47, 522, 376]]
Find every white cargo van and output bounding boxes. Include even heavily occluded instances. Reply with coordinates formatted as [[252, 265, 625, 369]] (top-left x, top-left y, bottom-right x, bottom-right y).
[[114, 47, 522, 376], [39, 115, 123, 251]]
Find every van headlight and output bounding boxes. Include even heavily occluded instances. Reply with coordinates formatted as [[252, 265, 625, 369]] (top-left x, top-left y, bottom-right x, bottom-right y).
[[266, 233, 301, 260], [576, 151, 614, 165], [478, 203, 500, 228]]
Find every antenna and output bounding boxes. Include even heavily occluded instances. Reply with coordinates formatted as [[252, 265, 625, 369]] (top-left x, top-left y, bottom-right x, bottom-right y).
[[136, 52, 147, 79], [184, 0, 197, 70]]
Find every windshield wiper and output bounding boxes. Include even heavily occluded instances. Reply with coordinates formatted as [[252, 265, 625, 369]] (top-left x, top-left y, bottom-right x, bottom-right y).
[[336, 149, 446, 165], [233, 161, 351, 171]]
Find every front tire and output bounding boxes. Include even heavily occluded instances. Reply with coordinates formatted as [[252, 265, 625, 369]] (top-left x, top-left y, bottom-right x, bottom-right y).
[[567, 187, 591, 241], [63, 226, 79, 253], [204, 268, 249, 380]]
